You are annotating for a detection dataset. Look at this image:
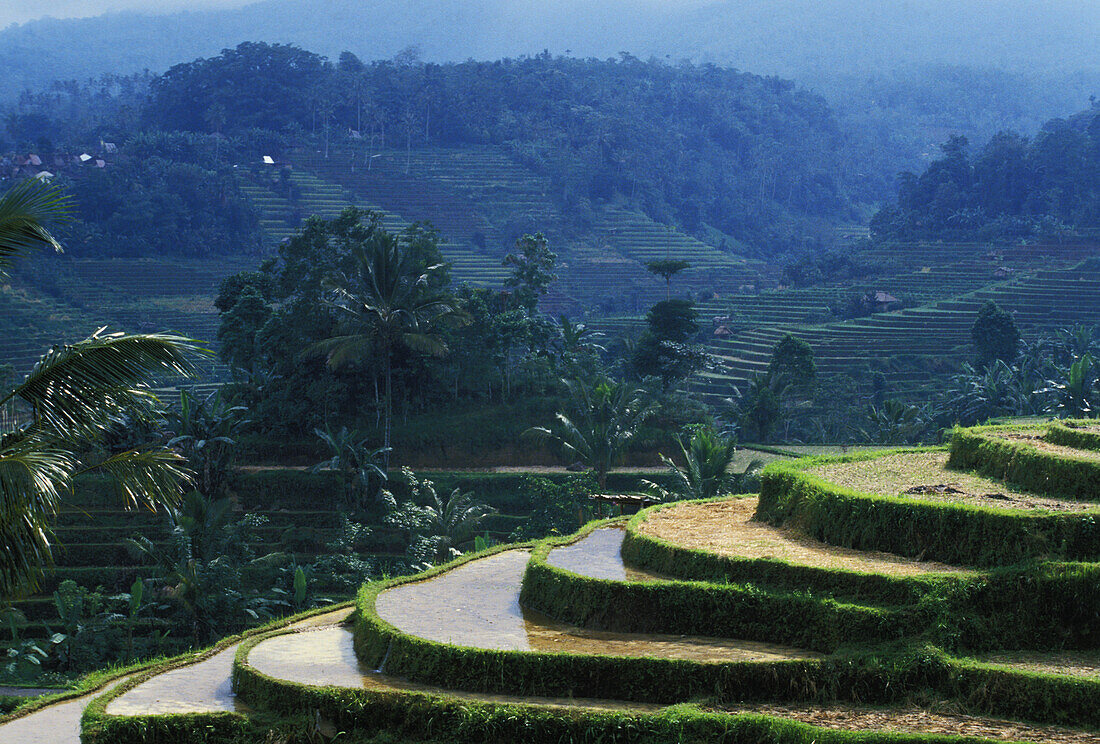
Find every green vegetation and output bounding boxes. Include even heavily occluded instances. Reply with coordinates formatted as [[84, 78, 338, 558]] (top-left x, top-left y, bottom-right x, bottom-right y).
[[873, 115, 1100, 241], [0, 181, 204, 600], [10, 26, 1100, 744], [525, 377, 655, 490]]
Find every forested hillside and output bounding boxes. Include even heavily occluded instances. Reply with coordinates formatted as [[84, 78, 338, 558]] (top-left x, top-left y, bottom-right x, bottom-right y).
[[4, 43, 859, 257], [145, 44, 855, 254], [872, 106, 1100, 240]]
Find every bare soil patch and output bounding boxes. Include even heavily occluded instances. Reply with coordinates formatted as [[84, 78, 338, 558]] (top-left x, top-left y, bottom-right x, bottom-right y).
[[720, 703, 1100, 743], [976, 649, 1100, 679], [637, 498, 970, 576], [996, 430, 1100, 463], [808, 452, 1096, 512]]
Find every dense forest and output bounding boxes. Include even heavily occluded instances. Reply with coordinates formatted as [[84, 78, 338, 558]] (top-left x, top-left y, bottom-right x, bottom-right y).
[[872, 106, 1100, 240], [2, 42, 861, 257]]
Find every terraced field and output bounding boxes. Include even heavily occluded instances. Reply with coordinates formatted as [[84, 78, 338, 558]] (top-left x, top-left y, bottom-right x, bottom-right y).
[[9, 422, 1100, 743], [239, 162, 509, 286], [241, 146, 772, 310], [698, 246, 1100, 400], [1, 257, 256, 381]]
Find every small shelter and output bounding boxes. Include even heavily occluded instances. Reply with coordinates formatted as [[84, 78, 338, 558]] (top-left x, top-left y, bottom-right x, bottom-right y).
[[588, 493, 660, 515], [865, 290, 901, 312]]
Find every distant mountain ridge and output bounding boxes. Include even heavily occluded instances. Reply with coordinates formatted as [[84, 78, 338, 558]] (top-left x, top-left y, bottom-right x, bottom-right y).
[[3, 0, 1099, 99]]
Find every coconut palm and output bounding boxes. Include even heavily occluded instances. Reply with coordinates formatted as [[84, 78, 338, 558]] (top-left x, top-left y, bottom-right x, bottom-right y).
[[0, 179, 204, 600], [644, 427, 762, 502], [0, 178, 67, 278], [310, 233, 467, 463], [526, 377, 654, 491]]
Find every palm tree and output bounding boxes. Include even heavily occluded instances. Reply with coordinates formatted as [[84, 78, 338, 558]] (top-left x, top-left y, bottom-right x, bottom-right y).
[[309, 425, 388, 506], [383, 469, 495, 564], [644, 427, 762, 502], [0, 179, 205, 600], [556, 316, 604, 376], [0, 178, 67, 277], [526, 377, 654, 491], [310, 232, 467, 463]]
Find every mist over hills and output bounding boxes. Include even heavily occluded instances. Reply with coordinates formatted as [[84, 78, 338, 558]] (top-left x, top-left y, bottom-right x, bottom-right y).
[[5, 0, 1099, 90], [5, 0, 1099, 180]]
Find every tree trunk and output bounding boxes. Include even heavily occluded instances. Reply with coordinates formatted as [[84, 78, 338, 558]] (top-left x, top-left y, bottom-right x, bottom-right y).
[[383, 350, 393, 469]]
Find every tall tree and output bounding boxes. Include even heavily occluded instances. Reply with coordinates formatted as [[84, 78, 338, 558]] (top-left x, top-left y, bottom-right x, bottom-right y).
[[503, 233, 557, 312], [645, 259, 691, 299], [971, 300, 1021, 367], [311, 230, 467, 462]]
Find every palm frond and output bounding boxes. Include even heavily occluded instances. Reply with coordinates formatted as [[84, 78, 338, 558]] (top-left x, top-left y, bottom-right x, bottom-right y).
[[6, 329, 205, 439], [88, 448, 191, 512], [304, 334, 373, 369], [0, 179, 71, 278], [0, 441, 71, 598]]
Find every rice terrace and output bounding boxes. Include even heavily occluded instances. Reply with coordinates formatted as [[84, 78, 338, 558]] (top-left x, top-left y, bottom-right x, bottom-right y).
[[4, 2, 1100, 743]]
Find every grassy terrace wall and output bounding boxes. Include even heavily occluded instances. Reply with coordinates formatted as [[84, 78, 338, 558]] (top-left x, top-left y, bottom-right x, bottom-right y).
[[519, 524, 902, 652], [1046, 421, 1100, 451], [620, 498, 957, 606], [236, 637, 1100, 744], [78, 602, 353, 744], [529, 518, 1100, 652], [757, 450, 1100, 567], [231, 645, 1003, 744], [351, 545, 891, 706], [948, 423, 1100, 501]]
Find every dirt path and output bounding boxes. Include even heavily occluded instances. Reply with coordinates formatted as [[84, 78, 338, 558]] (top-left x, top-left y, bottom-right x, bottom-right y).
[[375, 550, 818, 662], [637, 498, 971, 576], [977, 650, 1100, 679], [720, 703, 1100, 743], [808, 451, 1097, 512]]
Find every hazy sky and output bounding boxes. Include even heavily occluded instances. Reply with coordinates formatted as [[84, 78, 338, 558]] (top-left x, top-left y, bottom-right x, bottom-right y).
[[0, 0, 257, 27]]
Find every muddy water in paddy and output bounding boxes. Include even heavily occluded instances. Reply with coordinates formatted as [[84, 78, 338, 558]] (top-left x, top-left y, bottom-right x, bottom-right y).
[[375, 549, 818, 662], [106, 608, 352, 715], [545, 527, 663, 582], [0, 680, 130, 744], [0, 607, 355, 744], [248, 625, 658, 712]]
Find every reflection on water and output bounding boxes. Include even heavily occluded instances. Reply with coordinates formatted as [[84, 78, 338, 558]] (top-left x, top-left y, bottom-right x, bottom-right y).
[[248, 625, 658, 712], [546, 527, 661, 582], [105, 607, 352, 716], [376, 548, 818, 662], [107, 644, 249, 715]]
